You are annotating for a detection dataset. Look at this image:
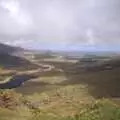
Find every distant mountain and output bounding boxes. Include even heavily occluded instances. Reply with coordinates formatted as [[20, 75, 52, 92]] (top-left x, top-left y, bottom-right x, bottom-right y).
[[0, 43, 23, 55], [0, 43, 37, 69]]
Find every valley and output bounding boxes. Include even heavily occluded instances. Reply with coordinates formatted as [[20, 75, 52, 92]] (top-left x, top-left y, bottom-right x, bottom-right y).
[[0, 45, 120, 119]]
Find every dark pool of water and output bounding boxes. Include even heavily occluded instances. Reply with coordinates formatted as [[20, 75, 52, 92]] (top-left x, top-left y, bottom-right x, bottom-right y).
[[0, 74, 37, 89]]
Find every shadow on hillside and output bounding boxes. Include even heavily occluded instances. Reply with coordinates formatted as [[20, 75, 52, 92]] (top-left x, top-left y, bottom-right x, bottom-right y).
[[0, 53, 38, 70], [56, 63, 120, 99], [10, 60, 120, 98], [15, 81, 56, 94]]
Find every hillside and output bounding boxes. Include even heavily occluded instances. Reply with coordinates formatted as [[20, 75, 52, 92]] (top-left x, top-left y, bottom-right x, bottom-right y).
[[0, 43, 37, 70], [0, 51, 120, 119], [0, 43, 23, 55], [0, 53, 37, 69]]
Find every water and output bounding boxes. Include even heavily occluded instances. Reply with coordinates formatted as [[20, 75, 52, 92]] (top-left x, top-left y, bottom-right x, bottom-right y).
[[0, 74, 37, 89]]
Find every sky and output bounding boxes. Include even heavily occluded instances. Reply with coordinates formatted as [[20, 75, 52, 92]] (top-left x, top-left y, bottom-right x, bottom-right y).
[[0, 0, 120, 51]]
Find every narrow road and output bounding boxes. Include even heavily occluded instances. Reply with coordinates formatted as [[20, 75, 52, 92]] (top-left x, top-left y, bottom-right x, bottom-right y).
[[0, 61, 55, 89]]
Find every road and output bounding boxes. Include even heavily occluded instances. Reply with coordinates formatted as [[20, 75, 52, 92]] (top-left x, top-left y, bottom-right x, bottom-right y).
[[0, 61, 55, 88]]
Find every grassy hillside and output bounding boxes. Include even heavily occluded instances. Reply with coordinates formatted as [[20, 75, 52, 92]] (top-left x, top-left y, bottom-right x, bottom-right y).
[[0, 54, 120, 119], [0, 53, 38, 70], [0, 90, 120, 120], [0, 43, 38, 70]]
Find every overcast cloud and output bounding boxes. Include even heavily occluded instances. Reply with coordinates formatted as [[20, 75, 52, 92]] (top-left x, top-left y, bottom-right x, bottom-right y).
[[0, 0, 120, 50]]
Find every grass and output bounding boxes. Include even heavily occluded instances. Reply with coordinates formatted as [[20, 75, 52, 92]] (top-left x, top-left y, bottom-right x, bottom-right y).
[[30, 75, 67, 84], [27, 99, 120, 120], [0, 107, 31, 120], [0, 92, 119, 120], [13, 59, 120, 119], [0, 72, 120, 120], [1, 58, 120, 119], [25, 84, 94, 116]]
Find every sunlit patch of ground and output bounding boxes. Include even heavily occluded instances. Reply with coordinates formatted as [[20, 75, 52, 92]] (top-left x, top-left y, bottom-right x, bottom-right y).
[[25, 84, 94, 116], [30, 76, 68, 84]]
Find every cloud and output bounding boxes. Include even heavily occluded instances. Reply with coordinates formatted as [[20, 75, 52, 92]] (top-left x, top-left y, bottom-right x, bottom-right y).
[[0, 0, 32, 25], [0, 0, 120, 50], [86, 29, 96, 46], [0, 0, 33, 35]]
